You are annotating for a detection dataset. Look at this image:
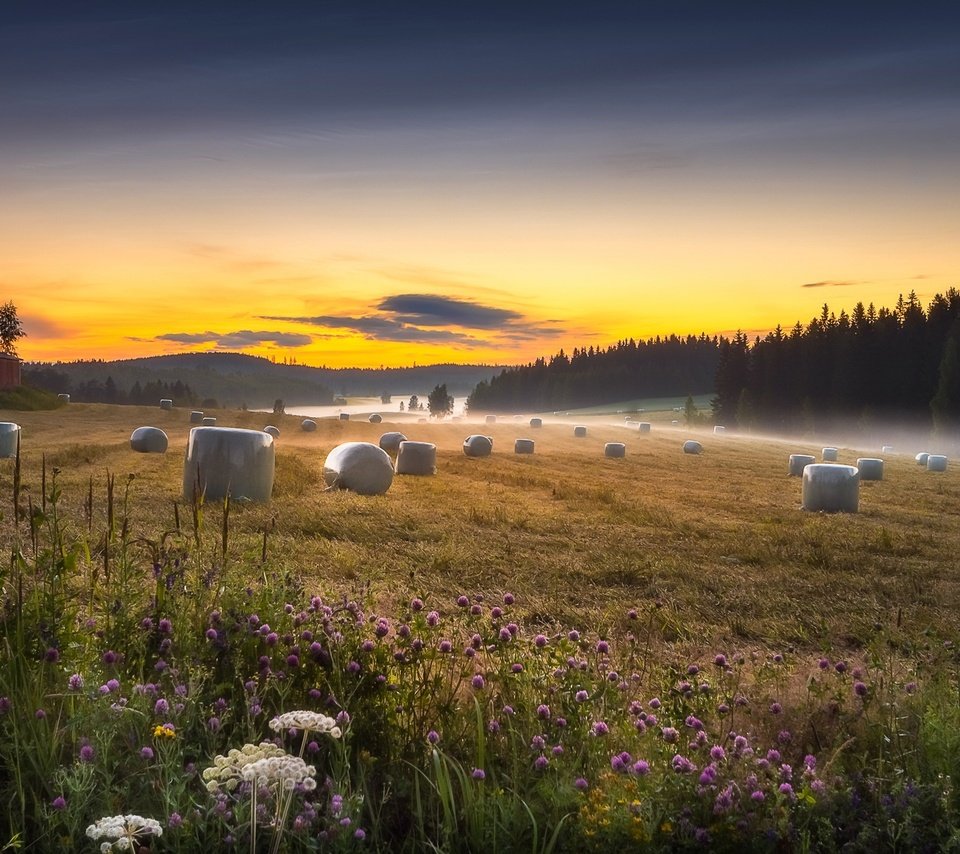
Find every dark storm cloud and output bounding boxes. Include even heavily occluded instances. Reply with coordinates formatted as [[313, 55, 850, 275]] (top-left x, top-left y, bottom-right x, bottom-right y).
[[156, 330, 312, 348], [258, 315, 478, 346]]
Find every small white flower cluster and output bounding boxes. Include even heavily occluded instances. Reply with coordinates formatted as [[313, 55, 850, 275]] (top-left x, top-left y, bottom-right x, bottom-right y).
[[85, 814, 162, 852], [202, 742, 288, 793], [241, 754, 317, 791], [268, 710, 342, 738]]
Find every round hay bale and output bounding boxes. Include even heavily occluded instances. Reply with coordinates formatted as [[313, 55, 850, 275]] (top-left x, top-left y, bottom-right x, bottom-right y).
[[881, 445, 894, 453], [857, 458, 884, 481], [802, 463, 859, 513], [671, 419, 679, 425], [379, 432, 407, 453], [182, 427, 275, 503], [624, 416, 632, 422], [396, 441, 437, 475], [604, 442, 626, 458], [159, 399, 173, 410], [638, 422, 651, 434], [301, 419, 317, 432], [529, 417, 542, 428], [130, 426, 168, 454], [927, 454, 948, 472], [788, 454, 816, 476], [263, 425, 280, 438], [189, 411, 204, 424], [368, 413, 383, 424], [822, 447, 839, 462], [915, 452, 929, 466], [57, 393, 70, 403], [463, 434, 493, 457], [339, 412, 350, 421], [485, 415, 497, 425], [202, 417, 217, 426], [682, 440, 702, 455], [713, 425, 726, 435], [514, 438, 535, 454], [0, 422, 21, 458], [323, 442, 394, 495], [573, 425, 587, 438]]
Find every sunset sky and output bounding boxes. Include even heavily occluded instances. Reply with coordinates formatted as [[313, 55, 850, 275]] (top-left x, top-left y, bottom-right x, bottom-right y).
[[3, 2, 959, 368]]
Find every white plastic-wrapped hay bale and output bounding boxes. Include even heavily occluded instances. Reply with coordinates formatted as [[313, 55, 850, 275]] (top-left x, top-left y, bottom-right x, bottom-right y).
[[788, 454, 816, 476], [189, 410, 204, 424], [683, 440, 702, 455], [323, 442, 394, 495], [515, 438, 535, 454], [182, 426, 275, 503], [915, 452, 929, 466], [396, 441, 437, 475], [638, 422, 651, 434], [57, 393, 70, 403], [604, 442, 626, 458], [463, 434, 493, 457], [379, 432, 407, 453], [202, 417, 217, 426], [485, 415, 497, 425], [339, 412, 350, 421], [529, 417, 543, 428], [857, 458, 884, 481], [263, 425, 280, 438], [927, 454, 948, 472], [881, 445, 894, 453], [573, 425, 587, 438], [822, 447, 839, 462], [160, 399, 173, 410], [671, 419, 679, 425], [368, 413, 382, 424], [301, 419, 317, 432], [130, 426, 168, 454], [802, 463, 859, 513], [0, 422, 20, 458], [713, 425, 726, 435]]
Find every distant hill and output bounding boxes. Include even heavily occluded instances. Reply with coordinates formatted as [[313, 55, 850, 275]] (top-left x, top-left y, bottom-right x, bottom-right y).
[[23, 353, 501, 409]]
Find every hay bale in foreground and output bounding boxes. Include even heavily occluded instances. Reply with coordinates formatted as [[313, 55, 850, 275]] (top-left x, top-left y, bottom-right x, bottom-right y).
[[915, 452, 929, 466], [182, 427, 275, 503], [857, 458, 884, 481], [573, 425, 587, 438], [638, 422, 651, 434], [802, 463, 859, 513], [379, 432, 407, 452], [682, 440, 702, 455], [263, 426, 280, 438], [339, 413, 350, 421], [202, 417, 217, 426], [604, 442, 626, 458], [463, 435, 493, 457], [529, 418, 543, 428], [0, 422, 20, 458], [822, 447, 839, 462], [396, 441, 437, 475], [189, 411, 204, 424], [788, 454, 816, 477], [368, 413, 383, 424], [927, 455, 948, 472], [713, 425, 725, 435], [515, 438, 535, 454], [130, 427, 168, 454], [301, 419, 317, 432], [160, 399, 173, 410], [323, 442, 394, 495]]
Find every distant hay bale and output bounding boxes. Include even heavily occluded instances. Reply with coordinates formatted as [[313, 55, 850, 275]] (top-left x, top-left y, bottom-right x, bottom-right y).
[[202, 417, 217, 426], [512, 415, 523, 422], [881, 445, 894, 453], [915, 452, 929, 466], [638, 422, 651, 434], [463, 434, 493, 457], [396, 441, 437, 475], [301, 419, 317, 432], [788, 454, 816, 476], [927, 454, 948, 472], [263, 425, 280, 438], [182, 426, 275, 503], [529, 418, 542, 428], [323, 442, 394, 495], [624, 416, 631, 422], [822, 447, 839, 462], [682, 440, 702, 455], [339, 412, 350, 421], [802, 463, 859, 513], [857, 458, 884, 481], [160, 399, 173, 410], [368, 413, 383, 424], [189, 411, 204, 424], [671, 420, 679, 425], [514, 438, 535, 454], [485, 415, 497, 425], [451, 415, 463, 422], [604, 442, 626, 458], [379, 432, 407, 453], [57, 393, 70, 403], [573, 425, 587, 437], [130, 426, 168, 454], [713, 425, 726, 435], [0, 422, 20, 458]]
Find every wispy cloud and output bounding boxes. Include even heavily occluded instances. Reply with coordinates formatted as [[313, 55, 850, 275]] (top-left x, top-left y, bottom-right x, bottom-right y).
[[258, 315, 478, 345], [155, 330, 312, 348], [376, 294, 523, 329], [800, 280, 861, 289]]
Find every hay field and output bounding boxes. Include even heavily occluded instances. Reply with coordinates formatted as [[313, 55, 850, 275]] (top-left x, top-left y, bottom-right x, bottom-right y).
[[2, 403, 957, 655]]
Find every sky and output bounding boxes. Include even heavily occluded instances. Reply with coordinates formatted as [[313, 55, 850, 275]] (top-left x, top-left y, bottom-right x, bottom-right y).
[[2, 1, 959, 368]]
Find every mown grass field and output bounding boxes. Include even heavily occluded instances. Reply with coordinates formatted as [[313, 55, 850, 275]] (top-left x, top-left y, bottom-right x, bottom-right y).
[[4, 402, 956, 655]]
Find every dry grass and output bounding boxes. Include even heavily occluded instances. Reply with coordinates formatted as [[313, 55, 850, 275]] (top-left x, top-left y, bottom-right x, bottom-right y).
[[2, 403, 957, 655]]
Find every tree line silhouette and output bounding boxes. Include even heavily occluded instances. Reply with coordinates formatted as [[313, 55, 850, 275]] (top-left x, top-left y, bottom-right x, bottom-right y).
[[22, 366, 204, 407], [466, 334, 720, 412]]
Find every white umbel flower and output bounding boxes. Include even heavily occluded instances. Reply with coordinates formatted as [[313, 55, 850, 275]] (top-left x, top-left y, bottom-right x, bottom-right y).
[[202, 742, 288, 793], [85, 814, 162, 851], [268, 710, 341, 738]]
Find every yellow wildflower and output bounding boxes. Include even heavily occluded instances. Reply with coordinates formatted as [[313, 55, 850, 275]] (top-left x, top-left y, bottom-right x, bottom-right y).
[[153, 724, 176, 739]]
